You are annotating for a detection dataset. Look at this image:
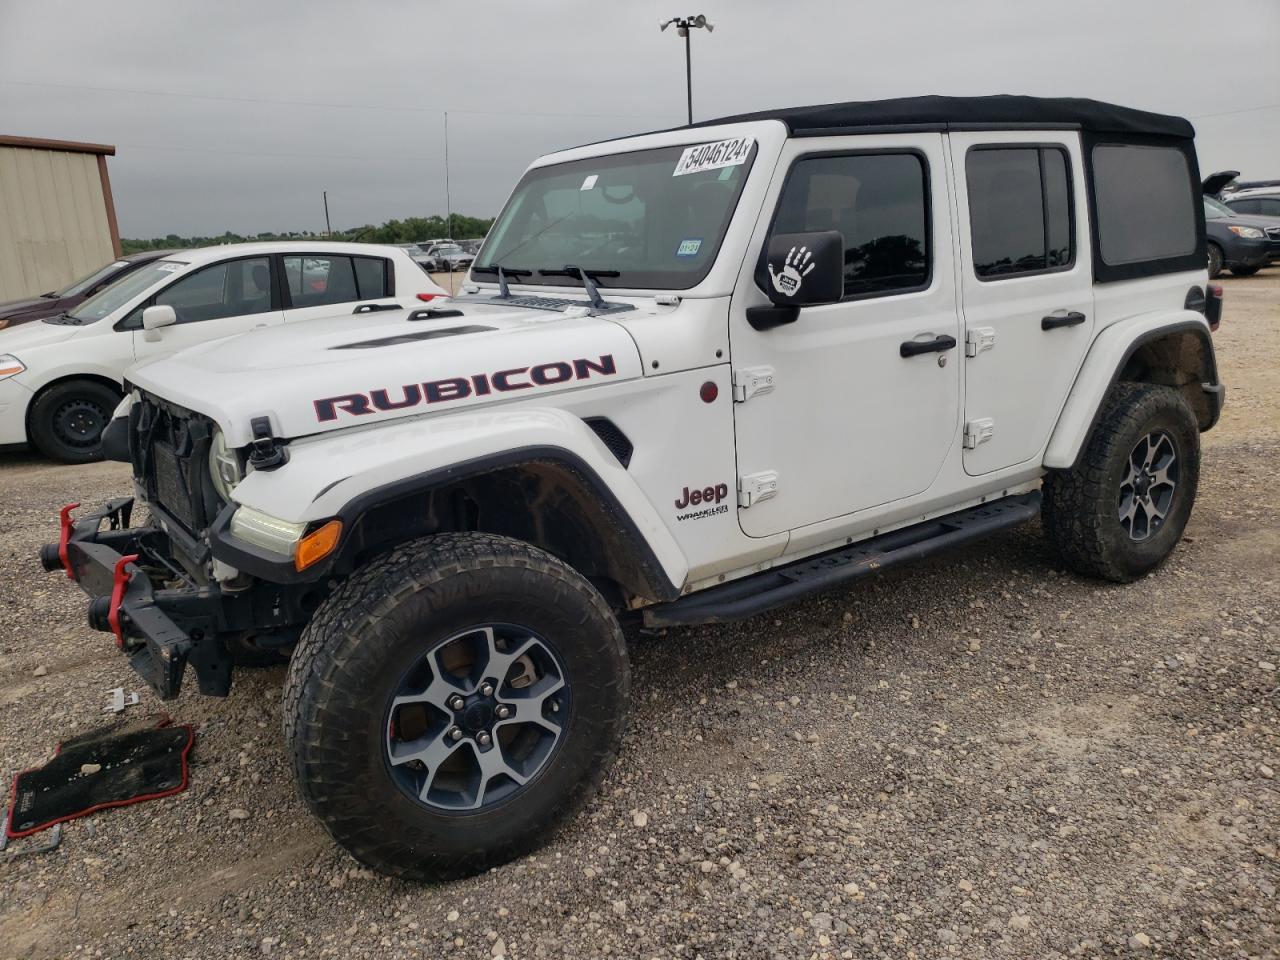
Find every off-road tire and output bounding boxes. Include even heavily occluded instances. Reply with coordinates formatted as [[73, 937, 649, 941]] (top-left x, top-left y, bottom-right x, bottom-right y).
[[1206, 242, 1224, 279], [28, 379, 121, 463], [1230, 264, 1259, 277], [1042, 382, 1199, 583], [283, 532, 629, 880]]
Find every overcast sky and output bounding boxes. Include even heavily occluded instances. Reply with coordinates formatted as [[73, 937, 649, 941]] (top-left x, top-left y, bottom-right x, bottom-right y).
[[2, 0, 1278, 238]]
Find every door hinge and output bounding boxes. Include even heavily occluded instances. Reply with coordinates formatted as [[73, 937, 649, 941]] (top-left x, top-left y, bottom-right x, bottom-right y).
[[732, 366, 776, 403], [963, 418, 995, 450], [965, 327, 996, 357], [738, 470, 779, 508]]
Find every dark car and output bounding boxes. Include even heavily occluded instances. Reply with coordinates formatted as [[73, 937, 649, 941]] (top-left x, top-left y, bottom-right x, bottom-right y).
[[0, 250, 179, 331], [1204, 197, 1274, 278]]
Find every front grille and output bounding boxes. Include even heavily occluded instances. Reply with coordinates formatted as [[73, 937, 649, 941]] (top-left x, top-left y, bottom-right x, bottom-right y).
[[132, 392, 219, 534]]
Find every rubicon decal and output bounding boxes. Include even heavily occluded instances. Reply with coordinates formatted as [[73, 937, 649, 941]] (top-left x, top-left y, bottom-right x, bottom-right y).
[[314, 355, 617, 422]]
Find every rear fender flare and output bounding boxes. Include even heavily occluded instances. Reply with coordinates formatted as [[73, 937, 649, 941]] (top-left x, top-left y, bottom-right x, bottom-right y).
[[1043, 312, 1219, 470]]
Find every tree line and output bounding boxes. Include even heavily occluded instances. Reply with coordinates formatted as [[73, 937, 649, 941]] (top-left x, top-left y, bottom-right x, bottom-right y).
[[120, 213, 496, 255]]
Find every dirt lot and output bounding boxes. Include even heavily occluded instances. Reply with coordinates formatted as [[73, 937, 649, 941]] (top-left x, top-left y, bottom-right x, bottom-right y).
[[0, 273, 1276, 960]]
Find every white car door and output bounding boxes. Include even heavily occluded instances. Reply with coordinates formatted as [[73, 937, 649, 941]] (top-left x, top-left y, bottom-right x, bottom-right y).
[[730, 133, 961, 539], [130, 255, 285, 363], [948, 131, 1095, 475], [280, 253, 401, 325]]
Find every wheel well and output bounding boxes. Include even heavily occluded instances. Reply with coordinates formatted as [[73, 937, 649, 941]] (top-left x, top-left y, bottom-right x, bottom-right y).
[[338, 459, 674, 609], [1117, 328, 1216, 429], [25, 374, 123, 431]]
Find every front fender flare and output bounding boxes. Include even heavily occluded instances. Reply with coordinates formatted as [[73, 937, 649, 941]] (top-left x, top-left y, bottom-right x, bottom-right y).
[[225, 406, 688, 599], [1043, 312, 1220, 470]]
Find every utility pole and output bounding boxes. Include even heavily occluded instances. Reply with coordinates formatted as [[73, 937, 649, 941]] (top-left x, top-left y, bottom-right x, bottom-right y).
[[443, 111, 453, 241], [323, 191, 331, 237], [660, 15, 714, 125]]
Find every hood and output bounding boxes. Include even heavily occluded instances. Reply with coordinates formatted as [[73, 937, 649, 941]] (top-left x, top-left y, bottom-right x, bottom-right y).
[[1202, 170, 1240, 197], [0, 316, 84, 352], [0, 295, 63, 324], [128, 300, 646, 447]]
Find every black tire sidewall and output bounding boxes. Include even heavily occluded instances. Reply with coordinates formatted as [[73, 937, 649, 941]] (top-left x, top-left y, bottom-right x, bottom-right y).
[[294, 544, 626, 874], [1207, 243, 1224, 279], [1092, 388, 1200, 579], [29, 380, 120, 463]]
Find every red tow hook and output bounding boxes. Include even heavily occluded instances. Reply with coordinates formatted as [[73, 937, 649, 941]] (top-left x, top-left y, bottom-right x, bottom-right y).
[[108, 554, 140, 649], [57, 502, 81, 579]]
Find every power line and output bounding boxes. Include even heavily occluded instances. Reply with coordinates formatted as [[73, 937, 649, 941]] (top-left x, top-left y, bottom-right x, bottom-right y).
[[1189, 103, 1280, 120], [0, 78, 676, 122]]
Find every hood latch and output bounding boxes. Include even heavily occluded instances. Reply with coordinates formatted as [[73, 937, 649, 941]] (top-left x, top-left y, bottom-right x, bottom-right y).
[[247, 416, 288, 471]]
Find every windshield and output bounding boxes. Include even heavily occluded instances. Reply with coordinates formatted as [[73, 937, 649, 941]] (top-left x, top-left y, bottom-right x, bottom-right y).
[[69, 260, 188, 322], [1204, 197, 1234, 220], [53, 260, 129, 298], [476, 137, 757, 290]]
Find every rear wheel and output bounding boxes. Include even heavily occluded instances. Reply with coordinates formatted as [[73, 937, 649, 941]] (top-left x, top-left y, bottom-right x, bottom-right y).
[[28, 379, 121, 463], [283, 532, 629, 880], [1042, 382, 1200, 582], [1206, 242, 1224, 279]]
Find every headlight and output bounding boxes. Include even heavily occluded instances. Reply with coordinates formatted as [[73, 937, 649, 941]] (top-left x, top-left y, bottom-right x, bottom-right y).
[[0, 354, 25, 381], [208, 428, 244, 501], [1228, 225, 1265, 239], [229, 506, 307, 556]]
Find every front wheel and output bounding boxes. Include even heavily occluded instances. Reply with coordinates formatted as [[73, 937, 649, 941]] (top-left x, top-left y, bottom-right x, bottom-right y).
[[1042, 382, 1200, 582], [283, 532, 629, 880], [27, 379, 121, 463]]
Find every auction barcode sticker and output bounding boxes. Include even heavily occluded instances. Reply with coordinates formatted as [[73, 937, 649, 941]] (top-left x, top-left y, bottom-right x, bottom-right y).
[[673, 136, 754, 177]]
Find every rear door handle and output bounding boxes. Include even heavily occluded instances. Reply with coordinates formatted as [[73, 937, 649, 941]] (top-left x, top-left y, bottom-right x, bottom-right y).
[[900, 334, 957, 358], [1041, 311, 1087, 331]]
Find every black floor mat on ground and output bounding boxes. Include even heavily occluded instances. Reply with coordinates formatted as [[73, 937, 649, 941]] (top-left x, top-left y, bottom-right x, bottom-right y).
[[6, 718, 193, 838]]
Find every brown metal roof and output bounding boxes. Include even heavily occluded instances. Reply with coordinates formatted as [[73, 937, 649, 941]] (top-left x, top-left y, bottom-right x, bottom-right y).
[[0, 134, 116, 156]]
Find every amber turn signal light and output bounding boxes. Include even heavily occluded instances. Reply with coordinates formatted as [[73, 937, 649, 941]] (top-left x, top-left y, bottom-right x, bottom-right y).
[[295, 519, 342, 572]]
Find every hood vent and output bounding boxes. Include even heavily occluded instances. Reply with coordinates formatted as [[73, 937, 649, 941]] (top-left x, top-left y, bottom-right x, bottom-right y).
[[332, 324, 496, 350]]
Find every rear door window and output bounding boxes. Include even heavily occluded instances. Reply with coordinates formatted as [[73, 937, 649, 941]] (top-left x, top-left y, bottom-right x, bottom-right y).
[[965, 146, 1074, 280], [284, 255, 360, 307]]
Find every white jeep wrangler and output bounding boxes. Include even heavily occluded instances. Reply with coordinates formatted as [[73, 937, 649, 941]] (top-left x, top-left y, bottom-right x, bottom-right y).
[[42, 95, 1225, 880]]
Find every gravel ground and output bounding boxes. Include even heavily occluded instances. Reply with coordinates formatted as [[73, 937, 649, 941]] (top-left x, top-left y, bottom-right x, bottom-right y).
[[0, 272, 1276, 960]]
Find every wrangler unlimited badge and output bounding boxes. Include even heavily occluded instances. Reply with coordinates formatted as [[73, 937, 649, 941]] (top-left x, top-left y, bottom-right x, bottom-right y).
[[313, 354, 618, 422]]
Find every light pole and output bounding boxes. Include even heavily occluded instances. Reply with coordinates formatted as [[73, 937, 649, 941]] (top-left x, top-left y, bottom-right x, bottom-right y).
[[660, 15, 714, 126]]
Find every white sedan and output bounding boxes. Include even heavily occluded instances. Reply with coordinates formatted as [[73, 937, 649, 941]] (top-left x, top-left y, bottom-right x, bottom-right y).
[[0, 241, 445, 462]]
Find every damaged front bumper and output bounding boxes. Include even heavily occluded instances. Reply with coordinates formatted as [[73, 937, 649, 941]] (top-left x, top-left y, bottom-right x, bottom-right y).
[[40, 497, 233, 700]]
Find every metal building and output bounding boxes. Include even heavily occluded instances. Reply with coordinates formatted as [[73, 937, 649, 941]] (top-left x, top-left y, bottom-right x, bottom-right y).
[[0, 135, 121, 301]]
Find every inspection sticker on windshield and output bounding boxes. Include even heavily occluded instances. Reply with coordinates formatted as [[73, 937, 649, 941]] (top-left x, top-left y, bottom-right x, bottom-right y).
[[672, 136, 753, 177], [580, 174, 598, 191], [676, 238, 702, 257]]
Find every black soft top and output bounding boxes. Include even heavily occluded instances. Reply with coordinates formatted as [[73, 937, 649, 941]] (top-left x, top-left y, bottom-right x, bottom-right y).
[[694, 95, 1194, 140]]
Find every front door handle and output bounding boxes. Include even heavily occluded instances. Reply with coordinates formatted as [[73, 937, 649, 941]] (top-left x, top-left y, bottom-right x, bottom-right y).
[[900, 334, 957, 358], [1041, 311, 1087, 331]]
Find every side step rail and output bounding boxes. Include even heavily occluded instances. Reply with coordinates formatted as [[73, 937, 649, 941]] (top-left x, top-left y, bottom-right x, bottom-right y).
[[644, 491, 1041, 628]]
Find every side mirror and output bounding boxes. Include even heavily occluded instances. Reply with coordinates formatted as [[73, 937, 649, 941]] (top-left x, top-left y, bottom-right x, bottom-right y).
[[141, 304, 177, 342], [762, 231, 844, 307]]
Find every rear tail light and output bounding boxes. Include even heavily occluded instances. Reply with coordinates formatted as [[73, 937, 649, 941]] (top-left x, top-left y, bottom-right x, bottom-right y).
[[416, 293, 440, 303], [1185, 284, 1223, 332], [1206, 284, 1223, 332]]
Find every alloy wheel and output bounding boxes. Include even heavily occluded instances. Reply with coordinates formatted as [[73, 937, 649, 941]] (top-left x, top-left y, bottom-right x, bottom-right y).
[[384, 624, 568, 811], [1118, 431, 1179, 542]]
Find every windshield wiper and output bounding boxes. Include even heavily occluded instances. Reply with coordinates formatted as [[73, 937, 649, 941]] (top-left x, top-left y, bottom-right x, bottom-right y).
[[471, 264, 532, 299], [538, 265, 620, 311]]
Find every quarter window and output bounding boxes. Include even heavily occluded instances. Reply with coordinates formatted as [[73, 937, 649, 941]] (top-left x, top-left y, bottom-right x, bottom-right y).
[[966, 146, 1074, 280], [154, 257, 273, 323], [1091, 143, 1196, 266], [768, 152, 930, 298]]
